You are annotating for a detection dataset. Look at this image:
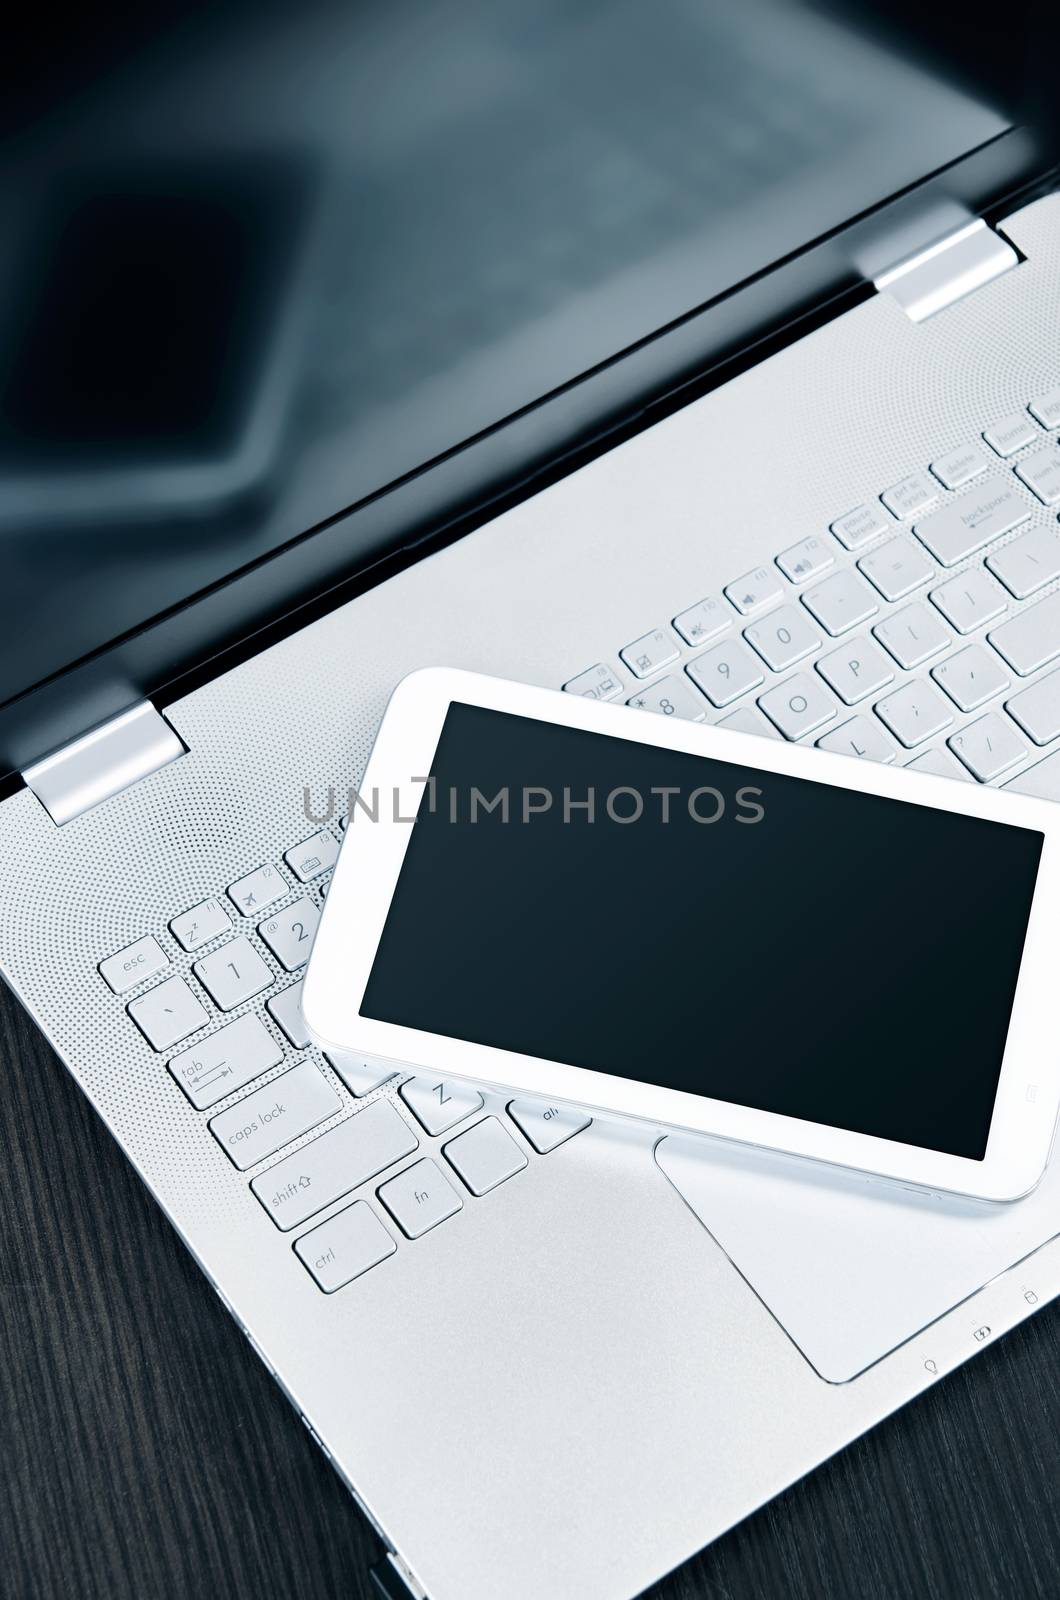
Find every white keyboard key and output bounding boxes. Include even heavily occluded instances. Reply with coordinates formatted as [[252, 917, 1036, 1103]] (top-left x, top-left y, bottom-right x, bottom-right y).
[[169, 1014, 283, 1111], [948, 713, 1026, 782], [210, 1061, 340, 1170], [986, 526, 1060, 599], [267, 981, 310, 1048], [801, 569, 878, 636], [1028, 389, 1060, 430], [905, 746, 973, 782], [880, 471, 937, 520], [816, 717, 897, 764], [724, 566, 784, 616], [563, 663, 624, 701], [930, 569, 1007, 634], [873, 602, 949, 669], [228, 863, 286, 917], [930, 443, 988, 491], [874, 680, 954, 748], [100, 935, 168, 995], [258, 896, 320, 972], [508, 1099, 592, 1153], [716, 706, 781, 740], [672, 597, 730, 647], [830, 502, 892, 551], [743, 605, 820, 670], [285, 830, 339, 883], [444, 1116, 528, 1195], [988, 591, 1060, 675], [620, 627, 680, 680], [400, 1076, 484, 1136], [627, 675, 706, 721], [685, 641, 763, 707], [169, 897, 232, 953], [1004, 749, 1060, 799], [983, 413, 1037, 457], [775, 536, 833, 584], [857, 537, 933, 602], [1006, 670, 1060, 745], [913, 484, 1029, 566], [128, 976, 208, 1051], [324, 1048, 398, 1097], [1014, 446, 1060, 506], [815, 636, 894, 704], [378, 1158, 462, 1239], [252, 1099, 419, 1229], [193, 935, 273, 1010], [757, 673, 837, 740], [931, 646, 1010, 713], [294, 1202, 396, 1291]]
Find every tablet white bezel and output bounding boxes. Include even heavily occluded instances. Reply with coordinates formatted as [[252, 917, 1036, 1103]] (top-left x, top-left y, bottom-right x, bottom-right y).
[[303, 667, 1060, 1202]]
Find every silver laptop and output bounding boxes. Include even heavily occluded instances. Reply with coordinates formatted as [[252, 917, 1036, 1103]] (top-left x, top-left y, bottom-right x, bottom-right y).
[[3, 6, 1060, 1597]]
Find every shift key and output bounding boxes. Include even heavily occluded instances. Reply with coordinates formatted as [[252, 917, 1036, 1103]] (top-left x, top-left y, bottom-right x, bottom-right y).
[[210, 1062, 340, 1170], [252, 1098, 418, 1229]]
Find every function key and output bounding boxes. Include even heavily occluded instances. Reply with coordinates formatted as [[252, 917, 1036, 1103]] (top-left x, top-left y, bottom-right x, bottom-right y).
[[724, 566, 784, 616], [170, 897, 232, 953], [983, 413, 1037, 457], [284, 831, 339, 883], [378, 1158, 462, 1239], [672, 596, 730, 646], [228, 863, 286, 917], [775, 536, 833, 584], [619, 627, 679, 680], [1013, 445, 1060, 507], [99, 934, 168, 994], [562, 663, 624, 701]]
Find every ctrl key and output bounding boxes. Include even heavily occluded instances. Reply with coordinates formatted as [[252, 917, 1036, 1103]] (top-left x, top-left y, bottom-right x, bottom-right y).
[[294, 1202, 395, 1292]]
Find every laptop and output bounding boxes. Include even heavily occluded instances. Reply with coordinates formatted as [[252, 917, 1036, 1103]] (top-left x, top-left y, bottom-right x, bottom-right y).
[[3, 4, 1060, 1596]]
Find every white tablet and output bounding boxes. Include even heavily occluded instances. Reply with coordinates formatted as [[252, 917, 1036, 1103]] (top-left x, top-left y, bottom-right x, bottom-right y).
[[303, 667, 1060, 1202]]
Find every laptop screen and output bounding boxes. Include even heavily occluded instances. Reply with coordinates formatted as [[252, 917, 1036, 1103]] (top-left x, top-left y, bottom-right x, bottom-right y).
[[0, 2, 1019, 721]]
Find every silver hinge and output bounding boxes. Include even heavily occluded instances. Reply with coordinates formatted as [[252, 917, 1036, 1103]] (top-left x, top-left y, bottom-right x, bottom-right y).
[[22, 701, 186, 825], [873, 216, 1018, 322]]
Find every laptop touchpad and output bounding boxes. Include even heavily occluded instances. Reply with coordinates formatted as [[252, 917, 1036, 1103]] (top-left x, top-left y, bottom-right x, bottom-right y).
[[655, 1134, 1060, 1382]]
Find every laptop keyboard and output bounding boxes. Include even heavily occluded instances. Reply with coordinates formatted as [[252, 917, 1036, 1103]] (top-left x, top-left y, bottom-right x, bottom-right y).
[[98, 829, 592, 1293], [565, 388, 1060, 800], [96, 387, 1060, 1298]]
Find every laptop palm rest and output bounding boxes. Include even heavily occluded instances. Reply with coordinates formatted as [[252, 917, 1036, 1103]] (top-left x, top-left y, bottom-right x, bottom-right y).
[[655, 1133, 1060, 1383]]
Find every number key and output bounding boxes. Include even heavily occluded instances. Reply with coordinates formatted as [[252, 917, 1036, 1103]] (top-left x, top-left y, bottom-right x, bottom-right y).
[[193, 935, 273, 1010], [685, 640, 763, 707], [627, 675, 706, 721], [743, 604, 820, 671], [258, 897, 320, 971]]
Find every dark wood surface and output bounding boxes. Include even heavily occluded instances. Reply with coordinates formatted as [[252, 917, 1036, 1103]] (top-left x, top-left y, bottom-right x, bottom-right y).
[[2, 983, 1059, 1600]]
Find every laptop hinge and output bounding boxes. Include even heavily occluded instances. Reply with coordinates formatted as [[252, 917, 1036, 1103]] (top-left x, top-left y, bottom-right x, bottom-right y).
[[873, 217, 1018, 322], [21, 701, 186, 825]]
